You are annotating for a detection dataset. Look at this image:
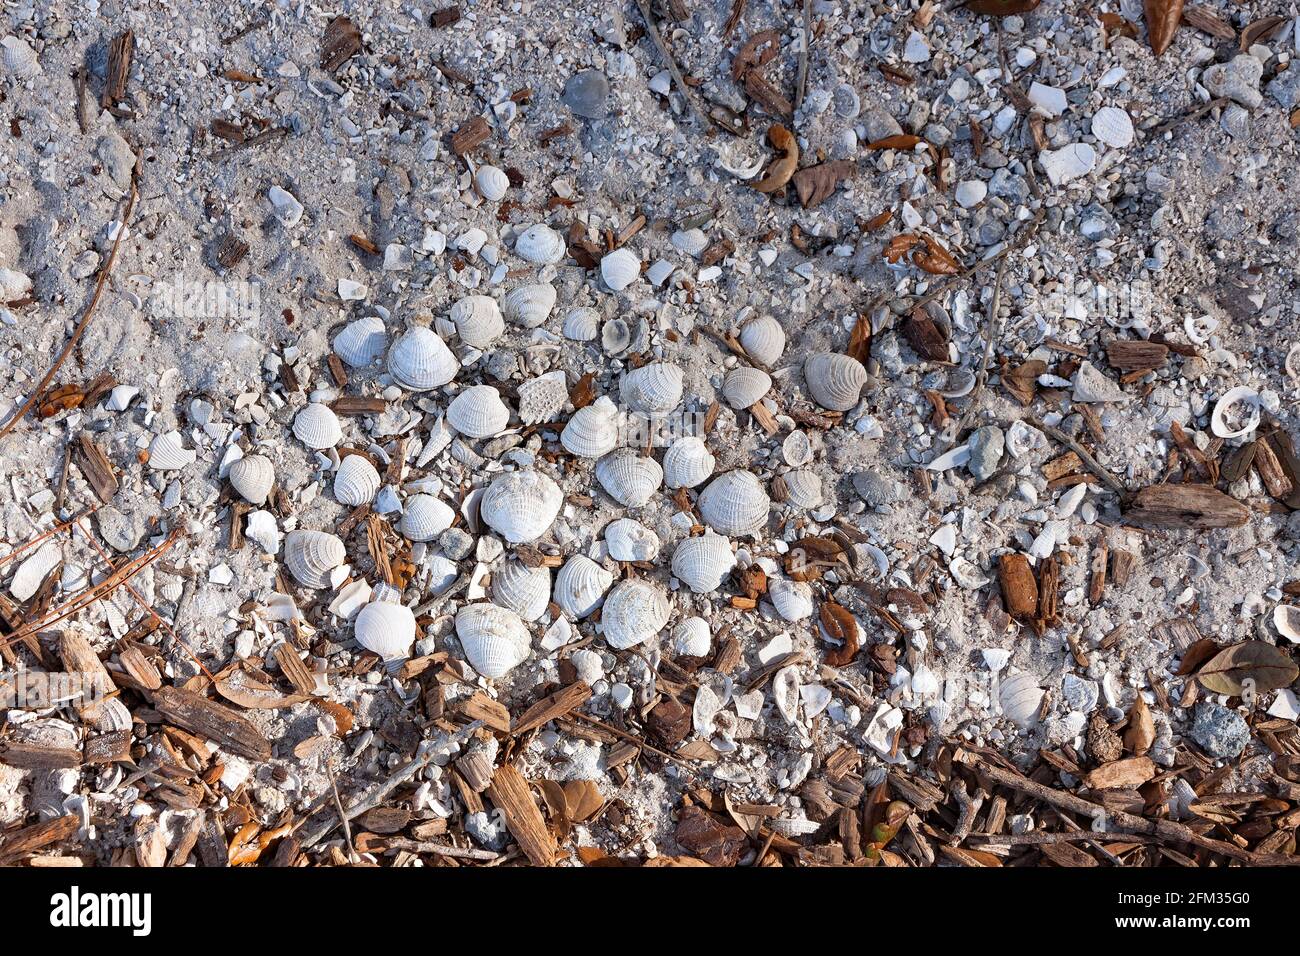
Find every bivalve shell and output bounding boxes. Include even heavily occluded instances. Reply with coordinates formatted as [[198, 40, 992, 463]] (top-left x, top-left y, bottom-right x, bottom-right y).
[[604, 518, 659, 562], [600, 247, 641, 292], [332, 316, 387, 367], [673, 617, 711, 658], [354, 600, 416, 660], [1090, 106, 1134, 149], [1210, 386, 1260, 439], [447, 385, 510, 438], [804, 352, 869, 412], [620, 363, 684, 415], [517, 371, 568, 426], [399, 494, 455, 542], [1274, 604, 1300, 644], [553, 555, 614, 618], [600, 579, 670, 649], [561, 396, 620, 458], [1, 36, 40, 80], [10, 541, 60, 602], [292, 403, 342, 449], [663, 436, 715, 489], [769, 577, 814, 621], [480, 470, 564, 543], [229, 454, 275, 504], [474, 164, 510, 201], [999, 672, 1044, 728], [283, 530, 346, 589], [450, 295, 505, 349], [698, 470, 770, 536], [722, 366, 771, 409], [387, 326, 458, 391], [491, 561, 551, 622], [502, 283, 557, 328], [781, 470, 823, 510], [595, 450, 663, 507], [739, 316, 785, 366], [333, 454, 381, 506], [514, 223, 566, 264], [671, 534, 736, 593], [455, 603, 532, 678], [671, 228, 709, 257], [147, 431, 197, 471], [562, 307, 600, 341]]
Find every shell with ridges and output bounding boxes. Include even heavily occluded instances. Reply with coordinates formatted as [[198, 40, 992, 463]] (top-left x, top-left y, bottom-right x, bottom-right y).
[[620, 363, 683, 415], [332, 316, 387, 368], [600, 579, 670, 649], [514, 223, 566, 264], [1, 36, 40, 80], [671, 228, 709, 257], [553, 555, 614, 619], [698, 470, 770, 536], [516, 371, 568, 426], [663, 436, 715, 489], [673, 617, 711, 658], [480, 470, 564, 543], [10, 541, 60, 601], [769, 577, 814, 621], [739, 316, 785, 366], [293, 403, 343, 449], [722, 366, 771, 409], [491, 561, 551, 622], [671, 534, 736, 593], [999, 672, 1043, 728], [229, 454, 274, 504], [804, 352, 869, 412], [447, 385, 510, 438], [600, 247, 641, 292], [148, 431, 197, 471], [502, 283, 557, 328], [455, 603, 532, 678], [781, 470, 823, 510], [450, 295, 504, 349], [563, 307, 600, 341], [604, 518, 659, 562], [595, 450, 663, 507], [387, 326, 458, 391], [333, 454, 380, 506], [1210, 386, 1260, 440], [283, 530, 346, 589], [354, 600, 416, 660], [399, 494, 456, 542], [474, 165, 509, 201], [561, 396, 620, 458]]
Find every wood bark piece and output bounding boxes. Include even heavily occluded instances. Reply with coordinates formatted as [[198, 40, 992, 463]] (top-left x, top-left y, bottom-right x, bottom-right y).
[[486, 764, 555, 866], [75, 432, 119, 502], [0, 740, 83, 769], [0, 814, 80, 863], [450, 115, 491, 155], [998, 553, 1038, 619], [1123, 484, 1249, 529], [151, 686, 272, 761], [512, 681, 591, 736]]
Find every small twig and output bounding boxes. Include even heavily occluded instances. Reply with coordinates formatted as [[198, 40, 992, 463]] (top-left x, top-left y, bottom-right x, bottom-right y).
[[374, 837, 501, 862], [1024, 415, 1128, 497], [936, 255, 1010, 454], [326, 763, 356, 861], [632, 0, 704, 125], [794, 0, 812, 115], [1151, 96, 1227, 136], [948, 780, 984, 847], [968, 830, 1159, 847]]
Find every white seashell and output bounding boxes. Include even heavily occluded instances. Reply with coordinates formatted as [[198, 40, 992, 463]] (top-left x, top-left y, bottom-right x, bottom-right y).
[[501, 283, 557, 328], [619, 363, 683, 415], [491, 561, 551, 622], [782, 430, 812, 467], [10, 541, 60, 601], [333, 454, 380, 506], [563, 307, 600, 341], [999, 672, 1043, 728], [1090, 106, 1134, 149], [1185, 314, 1219, 345], [738, 316, 786, 366], [949, 556, 990, 590], [1273, 604, 1300, 644], [715, 144, 765, 179], [673, 617, 711, 657], [332, 316, 387, 368], [769, 578, 814, 621], [1, 36, 41, 80], [698, 470, 770, 536], [1210, 386, 1260, 439], [663, 436, 715, 489], [671, 534, 735, 593], [480, 470, 563, 543], [455, 603, 532, 678], [283, 530, 346, 589], [553, 555, 614, 618], [267, 186, 304, 227], [722, 366, 771, 409], [147, 431, 197, 471], [600, 247, 641, 292], [244, 510, 281, 554], [671, 228, 709, 257], [450, 295, 504, 349], [595, 450, 663, 507], [517, 371, 568, 426], [354, 600, 416, 660], [514, 223, 566, 264], [561, 396, 620, 458], [292, 403, 342, 449], [804, 352, 869, 412], [474, 165, 510, 201], [387, 327, 458, 391], [447, 385, 510, 438], [781, 470, 823, 509], [228, 454, 274, 504], [600, 580, 670, 649], [399, 494, 455, 541], [1039, 142, 1096, 186], [604, 518, 659, 562]]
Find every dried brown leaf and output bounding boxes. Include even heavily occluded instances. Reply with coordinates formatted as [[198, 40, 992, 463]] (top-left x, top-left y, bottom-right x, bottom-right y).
[[1195, 641, 1299, 696], [1144, 0, 1186, 56]]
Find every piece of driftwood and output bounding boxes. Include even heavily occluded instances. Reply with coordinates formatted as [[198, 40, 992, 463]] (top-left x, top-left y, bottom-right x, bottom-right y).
[[486, 764, 555, 866], [512, 681, 592, 736], [1123, 484, 1250, 529], [150, 686, 272, 761], [450, 116, 491, 155], [0, 740, 83, 770], [0, 814, 81, 863]]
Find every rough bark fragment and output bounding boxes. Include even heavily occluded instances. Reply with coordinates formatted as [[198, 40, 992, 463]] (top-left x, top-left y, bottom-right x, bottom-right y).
[[486, 764, 555, 866], [998, 554, 1038, 620], [1123, 484, 1249, 530], [151, 686, 272, 761]]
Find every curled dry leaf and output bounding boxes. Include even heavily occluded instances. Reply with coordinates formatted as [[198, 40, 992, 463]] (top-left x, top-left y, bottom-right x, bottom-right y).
[[883, 233, 961, 275], [792, 160, 854, 209], [731, 29, 780, 82], [569, 371, 597, 409], [785, 534, 849, 582], [1240, 15, 1286, 51], [866, 134, 923, 151], [1123, 695, 1155, 755], [1195, 641, 1299, 696], [1003, 358, 1046, 405], [1144, 0, 1185, 56], [819, 600, 860, 666], [214, 668, 309, 710], [1098, 11, 1139, 44], [753, 125, 798, 194]]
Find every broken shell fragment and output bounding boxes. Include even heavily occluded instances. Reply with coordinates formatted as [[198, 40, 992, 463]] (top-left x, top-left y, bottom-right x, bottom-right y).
[[292, 403, 343, 449], [479, 470, 563, 543], [283, 530, 346, 589], [1210, 386, 1260, 439], [604, 518, 660, 562], [804, 352, 869, 412], [147, 431, 197, 471], [600, 579, 670, 649], [1273, 604, 1300, 644], [455, 603, 532, 678], [516, 371, 568, 426]]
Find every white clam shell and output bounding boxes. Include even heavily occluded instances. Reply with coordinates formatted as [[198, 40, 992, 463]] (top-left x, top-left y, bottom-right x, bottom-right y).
[[514, 223, 566, 264], [781, 470, 823, 510], [387, 326, 458, 391], [447, 385, 510, 438], [595, 449, 663, 507], [147, 431, 197, 471], [671, 533, 736, 593], [474, 164, 510, 201], [1090, 106, 1134, 149], [671, 228, 709, 257], [502, 283, 557, 328], [399, 494, 455, 542], [517, 371, 568, 426], [600, 579, 670, 649], [450, 295, 505, 349], [1185, 314, 1219, 345], [804, 352, 869, 412], [620, 363, 684, 415], [1210, 386, 1260, 439], [553, 554, 614, 618], [292, 403, 343, 449], [490, 561, 551, 622], [283, 530, 346, 589], [600, 247, 641, 292], [663, 436, 715, 489], [563, 307, 600, 341], [480, 470, 563, 543], [1, 36, 41, 79], [698, 470, 770, 536], [229, 454, 275, 504], [604, 518, 659, 562], [1273, 604, 1300, 644], [332, 315, 387, 367], [782, 430, 812, 467], [561, 396, 620, 458], [739, 316, 786, 366], [673, 617, 712, 658], [333, 454, 381, 506], [10, 541, 61, 601], [455, 603, 532, 678], [722, 366, 772, 409], [769, 577, 814, 621], [999, 672, 1043, 728], [354, 600, 416, 660]]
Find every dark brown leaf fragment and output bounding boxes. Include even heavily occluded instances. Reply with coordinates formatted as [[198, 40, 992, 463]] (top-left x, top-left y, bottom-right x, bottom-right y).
[[675, 805, 749, 866], [321, 15, 363, 72], [792, 161, 854, 209]]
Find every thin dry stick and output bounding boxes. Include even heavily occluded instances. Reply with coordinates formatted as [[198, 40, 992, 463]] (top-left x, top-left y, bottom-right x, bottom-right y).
[[794, 0, 812, 115], [0, 506, 99, 568], [0, 179, 139, 442], [935, 255, 1010, 455], [1024, 414, 1129, 496], [632, 0, 704, 125], [326, 763, 356, 861]]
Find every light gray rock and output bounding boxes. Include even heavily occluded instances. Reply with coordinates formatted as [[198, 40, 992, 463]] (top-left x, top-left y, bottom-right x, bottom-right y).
[[96, 505, 141, 553], [96, 128, 136, 190], [1202, 55, 1263, 110], [967, 425, 1005, 481], [1266, 67, 1300, 110], [1189, 702, 1249, 759], [1072, 361, 1128, 404], [861, 105, 903, 143], [563, 70, 610, 119]]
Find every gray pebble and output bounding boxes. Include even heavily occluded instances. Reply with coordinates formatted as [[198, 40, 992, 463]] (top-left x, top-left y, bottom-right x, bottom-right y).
[[96, 505, 141, 553], [563, 70, 610, 119], [1189, 702, 1250, 759], [1202, 55, 1263, 111], [438, 527, 474, 561], [967, 425, 1005, 481]]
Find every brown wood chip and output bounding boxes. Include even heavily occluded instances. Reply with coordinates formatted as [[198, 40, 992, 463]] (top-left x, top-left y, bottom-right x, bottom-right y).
[[450, 115, 491, 155], [321, 15, 363, 72], [1123, 484, 1250, 530], [151, 686, 272, 761], [512, 681, 592, 736], [998, 553, 1038, 620], [486, 764, 555, 866], [75, 432, 119, 503], [0, 814, 81, 863]]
